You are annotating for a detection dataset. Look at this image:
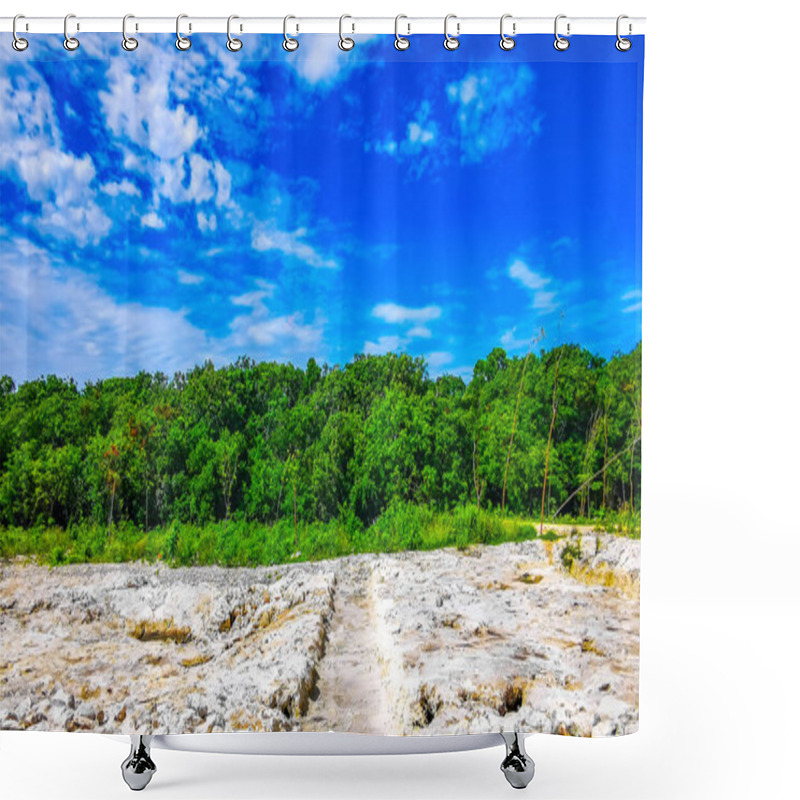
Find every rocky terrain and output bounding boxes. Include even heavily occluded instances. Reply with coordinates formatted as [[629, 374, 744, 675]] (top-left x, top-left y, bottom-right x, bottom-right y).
[[0, 533, 639, 737]]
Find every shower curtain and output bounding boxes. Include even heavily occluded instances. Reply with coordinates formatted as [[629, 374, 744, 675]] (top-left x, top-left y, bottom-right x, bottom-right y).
[[0, 31, 643, 738]]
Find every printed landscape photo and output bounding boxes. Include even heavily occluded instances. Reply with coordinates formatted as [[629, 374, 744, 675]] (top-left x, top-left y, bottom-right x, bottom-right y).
[[0, 34, 642, 736]]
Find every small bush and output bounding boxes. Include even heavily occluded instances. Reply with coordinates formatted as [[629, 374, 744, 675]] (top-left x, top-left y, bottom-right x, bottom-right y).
[[560, 542, 583, 571]]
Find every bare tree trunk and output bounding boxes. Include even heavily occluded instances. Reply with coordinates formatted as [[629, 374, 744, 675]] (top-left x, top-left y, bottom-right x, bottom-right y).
[[540, 350, 563, 535], [552, 435, 641, 519], [502, 349, 533, 514], [629, 449, 635, 512], [293, 482, 298, 549], [472, 439, 485, 510], [107, 484, 115, 528], [602, 412, 609, 510]]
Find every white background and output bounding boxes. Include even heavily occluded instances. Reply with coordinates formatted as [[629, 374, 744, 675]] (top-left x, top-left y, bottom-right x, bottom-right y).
[[2, 1, 799, 798]]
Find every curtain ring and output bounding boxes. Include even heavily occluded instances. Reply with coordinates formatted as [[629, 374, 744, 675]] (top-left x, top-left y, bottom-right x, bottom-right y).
[[554, 14, 570, 51], [616, 14, 632, 51], [283, 15, 299, 51], [443, 14, 460, 51], [63, 13, 80, 51], [122, 14, 138, 51], [12, 14, 28, 51], [339, 14, 355, 51], [394, 14, 410, 51], [227, 15, 243, 51], [176, 14, 192, 50], [499, 14, 515, 51]]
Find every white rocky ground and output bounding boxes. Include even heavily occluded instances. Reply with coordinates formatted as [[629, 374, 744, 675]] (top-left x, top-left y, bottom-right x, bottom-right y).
[[0, 533, 638, 737]]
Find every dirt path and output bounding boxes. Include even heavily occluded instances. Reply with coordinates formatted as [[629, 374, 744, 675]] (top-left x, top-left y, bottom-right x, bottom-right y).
[[303, 561, 393, 733]]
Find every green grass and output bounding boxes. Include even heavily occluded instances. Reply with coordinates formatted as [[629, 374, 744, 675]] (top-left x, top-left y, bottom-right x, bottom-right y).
[[0, 502, 639, 568]]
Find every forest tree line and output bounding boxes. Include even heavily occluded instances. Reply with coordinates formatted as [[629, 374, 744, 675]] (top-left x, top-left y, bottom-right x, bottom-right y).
[[0, 342, 641, 539]]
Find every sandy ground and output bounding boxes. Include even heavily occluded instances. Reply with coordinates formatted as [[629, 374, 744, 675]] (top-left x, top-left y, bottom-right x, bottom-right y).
[[0, 533, 639, 737]]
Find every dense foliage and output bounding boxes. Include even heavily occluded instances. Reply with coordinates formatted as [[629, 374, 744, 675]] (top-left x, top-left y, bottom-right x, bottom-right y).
[[0, 343, 641, 563]]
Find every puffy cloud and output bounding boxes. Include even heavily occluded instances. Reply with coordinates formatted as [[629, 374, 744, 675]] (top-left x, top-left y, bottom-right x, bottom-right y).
[[99, 58, 201, 162], [508, 260, 550, 291], [0, 234, 329, 383], [426, 351, 454, 370], [101, 180, 141, 198], [0, 235, 212, 383], [508, 259, 559, 315], [364, 335, 406, 355], [445, 66, 538, 163], [197, 212, 218, 232], [228, 287, 324, 359], [177, 269, 205, 286], [407, 325, 433, 339], [0, 70, 111, 245], [367, 65, 539, 172], [251, 224, 338, 269], [372, 303, 441, 325], [141, 212, 166, 230]]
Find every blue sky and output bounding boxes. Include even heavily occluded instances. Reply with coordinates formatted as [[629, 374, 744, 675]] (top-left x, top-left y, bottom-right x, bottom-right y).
[[0, 33, 643, 385]]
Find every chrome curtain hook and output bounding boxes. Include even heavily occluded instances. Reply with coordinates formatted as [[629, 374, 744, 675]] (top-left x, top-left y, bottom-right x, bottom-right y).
[[499, 14, 516, 51], [444, 14, 460, 51], [175, 13, 192, 50], [394, 14, 410, 51], [339, 14, 355, 51], [12, 14, 28, 51], [616, 14, 632, 51], [122, 14, 138, 51], [283, 15, 299, 51], [554, 14, 570, 51], [63, 13, 80, 51], [227, 15, 243, 51]]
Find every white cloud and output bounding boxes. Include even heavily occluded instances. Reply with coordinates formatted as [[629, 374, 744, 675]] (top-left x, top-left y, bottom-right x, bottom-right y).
[[621, 288, 642, 313], [101, 179, 141, 198], [197, 211, 218, 232], [99, 59, 201, 162], [213, 162, 233, 208], [0, 70, 111, 245], [407, 325, 432, 339], [372, 303, 442, 325], [0, 234, 327, 382], [408, 120, 436, 145], [369, 102, 438, 167], [532, 291, 558, 312], [369, 66, 538, 172], [508, 259, 559, 315], [509, 260, 549, 290], [286, 34, 374, 87], [177, 269, 205, 286], [255, 279, 277, 295], [251, 224, 338, 269], [364, 335, 406, 355], [141, 212, 166, 230], [228, 288, 324, 357], [426, 351, 454, 370], [501, 327, 530, 351], [98, 58, 238, 212], [231, 290, 269, 308], [240, 313, 323, 349], [0, 235, 213, 383], [445, 66, 538, 163]]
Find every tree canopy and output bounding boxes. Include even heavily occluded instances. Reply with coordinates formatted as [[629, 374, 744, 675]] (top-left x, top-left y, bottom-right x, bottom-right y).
[[0, 343, 641, 539]]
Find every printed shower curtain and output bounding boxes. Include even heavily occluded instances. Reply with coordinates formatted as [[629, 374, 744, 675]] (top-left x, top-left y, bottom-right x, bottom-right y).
[[0, 32, 643, 737]]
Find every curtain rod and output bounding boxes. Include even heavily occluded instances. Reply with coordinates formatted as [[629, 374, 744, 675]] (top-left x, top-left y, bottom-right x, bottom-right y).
[[0, 16, 645, 37]]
